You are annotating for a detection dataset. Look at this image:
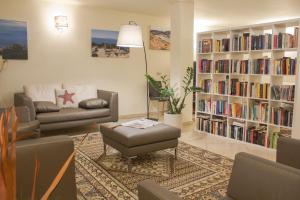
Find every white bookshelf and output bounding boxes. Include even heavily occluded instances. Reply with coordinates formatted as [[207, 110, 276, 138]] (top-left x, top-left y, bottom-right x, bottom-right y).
[[195, 19, 300, 149]]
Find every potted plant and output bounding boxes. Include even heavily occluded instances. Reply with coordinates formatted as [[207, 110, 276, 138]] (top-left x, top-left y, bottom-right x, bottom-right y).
[[146, 67, 199, 128]]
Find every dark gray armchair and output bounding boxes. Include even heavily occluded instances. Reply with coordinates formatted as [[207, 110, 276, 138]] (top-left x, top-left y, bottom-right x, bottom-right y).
[[138, 137, 300, 200]]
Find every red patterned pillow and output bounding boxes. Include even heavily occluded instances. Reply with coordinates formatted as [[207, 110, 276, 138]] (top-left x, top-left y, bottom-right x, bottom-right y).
[[55, 89, 79, 108]]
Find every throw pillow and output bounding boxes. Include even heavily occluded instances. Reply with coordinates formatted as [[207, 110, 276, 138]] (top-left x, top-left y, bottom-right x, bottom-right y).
[[34, 101, 60, 113], [55, 89, 79, 108], [24, 84, 62, 104], [79, 98, 108, 109], [62, 84, 97, 102]]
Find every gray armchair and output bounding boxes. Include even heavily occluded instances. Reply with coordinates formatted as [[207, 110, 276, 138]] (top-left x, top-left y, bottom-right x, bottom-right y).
[[138, 137, 300, 200]]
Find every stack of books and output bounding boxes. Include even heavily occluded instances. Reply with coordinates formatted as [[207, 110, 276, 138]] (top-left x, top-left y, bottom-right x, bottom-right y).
[[231, 60, 249, 74], [211, 117, 227, 136], [197, 114, 211, 133], [273, 28, 299, 49], [249, 101, 268, 123], [212, 100, 228, 115], [251, 34, 272, 50], [271, 85, 295, 102], [274, 57, 297, 75], [199, 79, 211, 93], [230, 121, 246, 141], [251, 58, 270, 74], [214, 80, 228, 95], [230, 79, 248, 96], [246, 125, 268, 147], [199, 39, 213, 53], [198, 99, 211, 113], [198, 59, 212, 73], [215, 60, 230, 73], [250, 83, 270, 99], [232, 33, 250, 51], [229, 103, 247, 119], [270, 104, 293, 127]]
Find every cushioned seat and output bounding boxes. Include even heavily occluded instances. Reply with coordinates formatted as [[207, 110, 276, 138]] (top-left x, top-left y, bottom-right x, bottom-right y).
[[37, 108, 110, 123], [100, 124, 181, 147]]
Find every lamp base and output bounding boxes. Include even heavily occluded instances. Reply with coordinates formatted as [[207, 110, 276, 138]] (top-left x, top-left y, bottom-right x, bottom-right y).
[[146, 117, 159, 121]]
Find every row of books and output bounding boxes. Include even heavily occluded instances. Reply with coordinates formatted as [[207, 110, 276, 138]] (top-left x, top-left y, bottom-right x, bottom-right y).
[[270, 105, 293, 127], [230, 121, 246, 141], [229, 103, 247, 119], [251, 34, 272, 50], [212, 100, 228, 115], [230, 79, 248, 96], [273, 28, 299, 49], [215, 38, 230, 52], [198, 99, 211, 113], [215, 60, 230, 73], [199, 79, 211, 93], [231, 60, 249, 74], [198, 39, 213, 53], [197, 115, 211, 133], [250, 83, 270, 99], [246, 125, 268, 146], [211, 118, 227, 136], [249, 101, 268, 123], [214, 80, 229, 94], [274, 57, 296, 75], [198, 59, 212, 73], [232, 33, 250, 51], [251, 58, 270, 74], [271, 85, 295, 102]]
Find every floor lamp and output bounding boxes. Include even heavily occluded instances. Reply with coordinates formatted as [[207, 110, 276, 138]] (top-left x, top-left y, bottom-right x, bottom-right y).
[[117, 21, 152, 120]]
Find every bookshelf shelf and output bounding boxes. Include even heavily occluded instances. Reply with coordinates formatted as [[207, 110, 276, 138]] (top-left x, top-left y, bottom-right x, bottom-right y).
[[196, 19, 300, 150]]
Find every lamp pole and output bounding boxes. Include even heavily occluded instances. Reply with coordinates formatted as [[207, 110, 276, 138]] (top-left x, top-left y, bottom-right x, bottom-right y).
[[143, 41, 150, 119]]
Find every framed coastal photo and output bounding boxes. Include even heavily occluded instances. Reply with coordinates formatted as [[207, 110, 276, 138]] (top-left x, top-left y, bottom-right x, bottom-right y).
[[91, 29, 130, 58], [149, 27, 170, 50], [0, 19, 28, 60]]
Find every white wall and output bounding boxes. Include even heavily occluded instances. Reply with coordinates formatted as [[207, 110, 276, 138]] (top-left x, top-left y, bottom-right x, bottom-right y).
[[0, 0, 170, 116]]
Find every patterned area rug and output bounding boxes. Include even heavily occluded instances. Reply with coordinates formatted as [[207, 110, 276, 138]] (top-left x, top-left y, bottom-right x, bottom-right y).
[[73, 132, 233, 200]]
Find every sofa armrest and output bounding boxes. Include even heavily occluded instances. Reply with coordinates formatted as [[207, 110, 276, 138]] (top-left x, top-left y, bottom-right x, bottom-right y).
[[227, 152, 300, 200], [14, 93, 36, 121], [277, 137, 300, 170], [138, 180, 181, 200], [97, 90, 118, 121], [15, 106, 31, 123], [16, 135, 77, 200]]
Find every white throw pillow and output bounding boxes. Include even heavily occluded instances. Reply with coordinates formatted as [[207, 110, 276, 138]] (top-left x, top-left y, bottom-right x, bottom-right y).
[[24, 84, 62, 104], [62, 84, 97, 103], [55, 89, 79, 108]]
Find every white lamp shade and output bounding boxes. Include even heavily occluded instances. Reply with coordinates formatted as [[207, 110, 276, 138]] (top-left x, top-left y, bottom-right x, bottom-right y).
[[117, 24, 143, 48]]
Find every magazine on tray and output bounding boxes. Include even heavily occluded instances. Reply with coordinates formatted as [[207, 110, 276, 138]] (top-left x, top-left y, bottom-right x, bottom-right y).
[[121, 119, 160, 129]]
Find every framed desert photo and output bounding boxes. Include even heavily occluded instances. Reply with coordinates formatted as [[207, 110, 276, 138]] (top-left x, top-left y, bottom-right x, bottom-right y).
[[91, 29, 130, 58], [149, 27, 170, 50], [0, 19, 28, 60]]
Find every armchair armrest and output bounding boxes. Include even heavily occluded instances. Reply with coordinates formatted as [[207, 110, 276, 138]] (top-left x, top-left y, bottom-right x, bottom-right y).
[[14, 93, 36, 121], [227, 152, 300, 200], [16, 135, 77, 200], [277, 137, 300, 170], [138, 180, 181, 200], [15, 106, 31, 123], [97, 90, 118, 121]]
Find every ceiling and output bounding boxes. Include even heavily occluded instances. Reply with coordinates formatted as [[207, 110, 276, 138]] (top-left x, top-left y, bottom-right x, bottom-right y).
[[44, 0, 300, 31]]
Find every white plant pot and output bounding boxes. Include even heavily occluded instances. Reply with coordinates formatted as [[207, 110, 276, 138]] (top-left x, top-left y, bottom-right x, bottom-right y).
[[164, 113, 182, 129]]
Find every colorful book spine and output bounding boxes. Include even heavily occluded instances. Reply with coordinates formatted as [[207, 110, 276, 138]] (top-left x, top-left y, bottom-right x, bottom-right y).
[[251, 58, 270, 74], [274, 57, 297, 75], [249, 101, 268, 123], [211, 118, 227, 136], [230, 121, 246, 141], [232, 33, 250, 51], [273, 28, 299, 49], [214, 80, 228, 95], [270, 105, 293, 127], [251, 34, 272, 50], [230, 79, 248, 96], [250, 83, 270, 99], [229, 103, 247, 119], [198, 99, 211, 113], [199, 59, 212, 73], [197, 115, 211, 133], [215, 60, 230, 73], [199, 79, 212, 93], [199, 39, 213, 53], [231, 60, 249, 74], [271, 85, 295, 102], [212, 100, 228, 115], [246, 125, 268, 147]]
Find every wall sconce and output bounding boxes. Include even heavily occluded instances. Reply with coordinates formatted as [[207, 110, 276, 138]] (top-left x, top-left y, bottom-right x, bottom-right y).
[[54, 15, 68, 31]]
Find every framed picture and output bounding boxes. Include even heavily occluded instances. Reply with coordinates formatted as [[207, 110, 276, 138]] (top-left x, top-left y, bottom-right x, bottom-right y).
[[0, 19, 28, 60], [149, 27, 170, 50], [91, 29, 129, 58]]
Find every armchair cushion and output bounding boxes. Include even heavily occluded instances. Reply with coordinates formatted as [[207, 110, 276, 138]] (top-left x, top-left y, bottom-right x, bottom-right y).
[[34, 101, 60, 113], [277, 137, 300, 170]]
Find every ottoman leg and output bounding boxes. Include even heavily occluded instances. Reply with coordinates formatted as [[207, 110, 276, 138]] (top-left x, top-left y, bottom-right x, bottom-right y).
[[127, 157, 132, 172], [103, 143, 107, 156], [174, 147, 178, 160]]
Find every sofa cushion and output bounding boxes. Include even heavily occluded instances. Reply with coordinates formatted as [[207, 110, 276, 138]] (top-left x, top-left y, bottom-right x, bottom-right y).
[[34, 101, 60, 113], [24, 84, 62, 104], [79, 98, 108, 109], [37, 108, 110, 124], [63, 84, 97, 103]]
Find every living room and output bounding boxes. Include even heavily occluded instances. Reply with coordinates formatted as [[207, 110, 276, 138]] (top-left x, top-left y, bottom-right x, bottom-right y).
[[0, 0, 300, 199]]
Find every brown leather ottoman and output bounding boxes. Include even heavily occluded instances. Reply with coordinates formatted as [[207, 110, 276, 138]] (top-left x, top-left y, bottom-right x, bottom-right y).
[[100, 123, 181, 171]]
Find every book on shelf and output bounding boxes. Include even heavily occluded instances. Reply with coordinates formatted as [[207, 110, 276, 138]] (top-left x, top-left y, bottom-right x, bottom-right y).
[[212, 100, 228, 115], [211, 117, 227, 136], [198, 99, 211, 113], [274, 57, 297, 75], [199, 79, 212, 93], [251, 34, 272, 50], [229, 103, 247, 119], [199, 39, 213, 53], [270, 104, 293, 127], [214, 80, 229, 95], [273, 28, 299, 49], [230, 121, 246, 141], [271, 85, 295, 102], [197, 114, 211, 133], [251, 58, 270, 74], [215, 38, 230, 52], [232, 32, 250, 51], [215, 59, 230, 73], [269, 129, 291, 149], [199, 59, 212, 73], [246, 125, 268, 147], [249, 101, 268, 123], [231, 60, 249, 74], [230, 79, 248, 96], [250, 83, 270, 99]]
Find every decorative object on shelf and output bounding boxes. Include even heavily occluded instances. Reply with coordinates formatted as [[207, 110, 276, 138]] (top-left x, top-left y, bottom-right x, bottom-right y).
[[0, 19, 28, 60], [149, 26, 170, 50], [54, 15, 68, 31], [117, 21, 152, 119], [92, 29, 129, 58], [146, 67, 200, 128]]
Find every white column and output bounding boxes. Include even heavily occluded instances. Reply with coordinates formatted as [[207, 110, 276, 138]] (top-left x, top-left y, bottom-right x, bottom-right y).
[[170, 0, 194, 123]]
